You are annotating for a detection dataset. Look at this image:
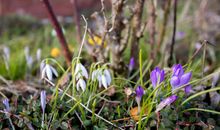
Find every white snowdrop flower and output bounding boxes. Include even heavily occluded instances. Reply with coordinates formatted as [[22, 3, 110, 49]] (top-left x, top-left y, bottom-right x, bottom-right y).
[[41, 64, 58, 81], [74, 63, 88, 79], [101, 74, 108, 89], [76, 78, 86, 92], [36, 49, 42, 62], [104, 69, 111, 86], [3, 46, 10, 62], [91, 68, 112, 89]]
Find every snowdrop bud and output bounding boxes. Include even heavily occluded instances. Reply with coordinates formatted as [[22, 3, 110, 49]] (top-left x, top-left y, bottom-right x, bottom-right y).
[[40, 91, 46, 113]]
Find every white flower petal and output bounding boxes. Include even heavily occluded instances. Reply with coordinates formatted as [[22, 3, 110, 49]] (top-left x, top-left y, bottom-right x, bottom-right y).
[[104, 69, 111, 85], [41, 67, 46, 79], [74, 63, 81, 76], [101, 75, 108, 89], [50, 66, 58, 77], [80, 64, 88, 79], [79, 79, 86, 92], [45, 64, 53, 80], [76, 81, 80, 91], [40, 62, 46, 72]]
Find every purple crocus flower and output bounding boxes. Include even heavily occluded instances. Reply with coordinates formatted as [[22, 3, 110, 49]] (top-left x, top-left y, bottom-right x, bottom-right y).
[[129, 57, 135, 71], [40, 91, 46, 113], [150, 67, 165, 88], [170, 64, 192, 94], [135, 86, 144, 113], [135, 86, 144, 98], [155, 95, 178, 112], [2, 98, 10, 112]]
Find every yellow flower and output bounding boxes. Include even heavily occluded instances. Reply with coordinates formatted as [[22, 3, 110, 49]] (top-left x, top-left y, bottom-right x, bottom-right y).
[[88, 36, 107, 47], [50, 48, 60, 58]]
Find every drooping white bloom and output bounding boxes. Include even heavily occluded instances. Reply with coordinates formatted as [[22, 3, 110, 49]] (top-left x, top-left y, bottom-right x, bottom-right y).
[[76, 78, 86, 92], [41, 63, 58, 81], [91, 69, 112, 89], [36, 49, 42, 62], [74, 63, 88, 79]]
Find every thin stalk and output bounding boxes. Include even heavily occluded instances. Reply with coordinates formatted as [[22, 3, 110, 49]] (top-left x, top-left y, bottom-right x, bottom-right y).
[[168, 0, 177, 67], [41, 0, 72, 65]]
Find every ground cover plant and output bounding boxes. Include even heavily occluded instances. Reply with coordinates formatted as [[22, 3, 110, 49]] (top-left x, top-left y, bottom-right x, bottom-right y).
[[1, 0, 220, 129]]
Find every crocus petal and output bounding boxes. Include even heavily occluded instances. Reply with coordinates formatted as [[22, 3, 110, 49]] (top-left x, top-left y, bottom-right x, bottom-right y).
[[2, 99, 10, 112], [155, 95, 178, 112], [170, 76, 180, 89], [129, 57, 135, 71], [101, 75, 108, 89], [150, 70, 157, 88], [135, 86, 144, 98], [45, 65, 53, 80], [160, 70, 165, 83], [172, 64, 184, 77], [180, 72, 192, 86], [40, 91, 46, 112], [185, 85, 192, 94]]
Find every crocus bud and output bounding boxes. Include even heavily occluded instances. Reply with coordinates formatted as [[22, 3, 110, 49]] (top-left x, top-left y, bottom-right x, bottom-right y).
[[155, 95, 178, 112], [129, 57, 135, 71], [135, 86, 144, 99], [150, 67, 165, 88], [2, 99, 10, 112], [135, 86, 144, 113], [40, 91, 46, 113]]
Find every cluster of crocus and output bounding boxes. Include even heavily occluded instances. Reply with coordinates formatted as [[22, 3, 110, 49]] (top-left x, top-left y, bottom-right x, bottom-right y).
[[74, 63, 89, 92], [150, 67, 165, 88], [40, 61, 58, 82], [170, 64, 192, 94], [91, 68, 112, 89]]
